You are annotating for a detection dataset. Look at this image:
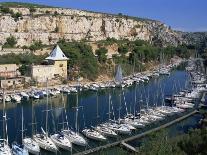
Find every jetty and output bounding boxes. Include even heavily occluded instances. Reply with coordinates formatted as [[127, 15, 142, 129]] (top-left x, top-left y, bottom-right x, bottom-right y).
[[74, 110, 198, 155]]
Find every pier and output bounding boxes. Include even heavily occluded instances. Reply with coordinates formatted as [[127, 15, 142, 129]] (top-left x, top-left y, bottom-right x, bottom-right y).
[[74, 110, 198, 155]]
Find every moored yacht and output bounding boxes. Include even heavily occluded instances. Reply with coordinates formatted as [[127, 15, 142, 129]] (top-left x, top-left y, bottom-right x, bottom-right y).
[[50, 133, 72, 151], [82, 128, 107, 141], [94, 125, 117, 137], [62, 129, 87, 146], [33, 128, 57, 153]]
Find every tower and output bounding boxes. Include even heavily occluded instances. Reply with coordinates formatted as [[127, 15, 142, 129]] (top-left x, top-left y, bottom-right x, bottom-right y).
[[45, 45, 68, 79]]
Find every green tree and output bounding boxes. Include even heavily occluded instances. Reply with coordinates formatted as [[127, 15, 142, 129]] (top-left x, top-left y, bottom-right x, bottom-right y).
[[118, 45, 128, 55], [95, 47, 108, 63], [29, 40, 44, 52]]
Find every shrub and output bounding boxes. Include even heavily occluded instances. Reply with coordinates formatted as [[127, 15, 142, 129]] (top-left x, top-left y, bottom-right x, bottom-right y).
[[29, 40, 44, 52], [29, 7, 36, 13], [95, 47, 108, 63], [3, 36, 17, 48]]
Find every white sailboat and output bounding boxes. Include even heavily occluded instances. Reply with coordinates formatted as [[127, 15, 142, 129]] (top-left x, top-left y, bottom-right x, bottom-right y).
[[94, 93, 118, 138], [0, 89, 12, 155], [82, 91, 107, 142], [23, 99, 40, 155], [62, 83, 87, 147], [50, 93, 72, 151], [11, 107, 29, 155], [82, 129, 106, 141], [101, 93, 131, 135], [33, 79, 57, 153]]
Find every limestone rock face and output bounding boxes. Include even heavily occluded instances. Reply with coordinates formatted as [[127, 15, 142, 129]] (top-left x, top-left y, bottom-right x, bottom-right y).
[[0, 7, 185, 46]]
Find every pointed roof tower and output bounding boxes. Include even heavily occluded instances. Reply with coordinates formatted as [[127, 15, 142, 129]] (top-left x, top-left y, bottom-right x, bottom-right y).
[[46, 45, 68, 61]]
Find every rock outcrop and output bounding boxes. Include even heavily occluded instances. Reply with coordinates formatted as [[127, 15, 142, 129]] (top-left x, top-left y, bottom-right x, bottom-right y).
[[0, 6, 187, 46]]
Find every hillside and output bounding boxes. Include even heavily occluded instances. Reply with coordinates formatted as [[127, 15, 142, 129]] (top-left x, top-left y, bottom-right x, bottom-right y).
[[0, 2, 187, 47]]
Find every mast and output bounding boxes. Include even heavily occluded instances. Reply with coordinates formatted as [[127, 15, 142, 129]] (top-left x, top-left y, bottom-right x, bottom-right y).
[[61, 91, 65, 130], [108, 93, 111, 121], [2, 89, 8, 145], [21, 107, 24, 143], [133, 53, 136, 75], [2, 88, 5, 144], [96, 91, 99, 119], [118, 89, 121, 124], [75, 82, 79, 133], [134, 83, 137, 116], [45, 78, 48, 137]]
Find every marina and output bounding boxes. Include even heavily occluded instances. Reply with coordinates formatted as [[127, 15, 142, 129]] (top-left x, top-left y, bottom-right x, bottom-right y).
[[0, 59, 206, 155]]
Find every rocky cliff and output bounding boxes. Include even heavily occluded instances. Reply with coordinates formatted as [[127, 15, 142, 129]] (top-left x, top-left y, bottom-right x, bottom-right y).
[[0, 5, 186, 47]]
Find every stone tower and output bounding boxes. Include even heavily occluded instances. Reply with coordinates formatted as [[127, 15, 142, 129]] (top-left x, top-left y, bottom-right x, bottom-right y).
[[45, 45, 68, 79]]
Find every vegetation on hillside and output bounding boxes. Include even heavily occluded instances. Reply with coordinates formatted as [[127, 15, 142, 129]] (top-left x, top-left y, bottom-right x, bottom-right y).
[[0, 2, 52, 8], [57, 39, 99, 81], [139, 127, 207, 155], [0, 37, 194, 80]]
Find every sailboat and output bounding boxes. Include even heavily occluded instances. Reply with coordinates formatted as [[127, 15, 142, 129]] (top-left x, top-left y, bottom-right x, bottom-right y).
[[114, 65, 124, 87], [33, 79, 57, 153], [101, 92, 131, 135], [23, 99, 40, 155], [94, 93, 117, 138], [120, 85, 145, 128], [11, 107, 29, 155], [62, 81, 87, 146], [50, 92, 72, 151], [0, 88, 12, 155], [82, 91, 107, 142]]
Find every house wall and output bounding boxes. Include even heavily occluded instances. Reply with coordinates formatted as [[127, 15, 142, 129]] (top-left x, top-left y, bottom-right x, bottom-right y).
[[53, 60, 68, 79], [0, 64, 18, 78], [0, 77, 24, 88], [31, 65, 55, 82]]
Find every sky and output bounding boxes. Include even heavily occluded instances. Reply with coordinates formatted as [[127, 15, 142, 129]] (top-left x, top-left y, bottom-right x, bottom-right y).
[[0, 0, 206, 32]]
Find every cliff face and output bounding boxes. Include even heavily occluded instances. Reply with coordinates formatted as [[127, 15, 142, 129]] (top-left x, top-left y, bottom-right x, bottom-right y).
[[0, 7, 185, 46]]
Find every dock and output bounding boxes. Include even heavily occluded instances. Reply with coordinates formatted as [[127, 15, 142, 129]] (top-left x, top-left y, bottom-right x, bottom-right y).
[[120, 141, 138, 153], [74, 110, 198, 155]]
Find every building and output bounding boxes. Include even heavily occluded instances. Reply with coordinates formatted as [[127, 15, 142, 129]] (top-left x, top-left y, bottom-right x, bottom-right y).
[[0, 77, 30, 89], [0, 64, 19, 78], [31, 45, 68, 83]]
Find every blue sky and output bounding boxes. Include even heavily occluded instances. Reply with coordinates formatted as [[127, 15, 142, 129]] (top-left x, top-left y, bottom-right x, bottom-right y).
[[0, 0, 206, 32]]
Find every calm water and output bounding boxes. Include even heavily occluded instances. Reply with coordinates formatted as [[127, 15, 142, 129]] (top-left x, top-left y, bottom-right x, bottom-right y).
[[0, 66, 194, 154]]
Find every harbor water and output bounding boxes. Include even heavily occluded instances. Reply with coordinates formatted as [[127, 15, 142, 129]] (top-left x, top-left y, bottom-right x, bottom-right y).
[[0, 65, 200, 155]]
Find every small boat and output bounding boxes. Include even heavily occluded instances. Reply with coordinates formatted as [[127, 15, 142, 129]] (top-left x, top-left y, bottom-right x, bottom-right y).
[[20, 92, 29, 100], [82, 128, 107, 141], [5, 95, 11, 102], [10, 94, 21, 102]]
